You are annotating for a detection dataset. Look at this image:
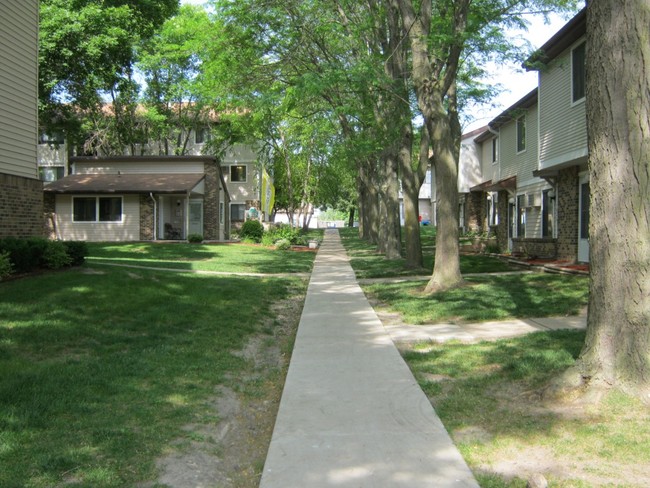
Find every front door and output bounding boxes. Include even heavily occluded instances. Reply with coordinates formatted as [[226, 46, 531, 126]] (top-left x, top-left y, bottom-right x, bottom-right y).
[[189, 199, 203, 237], [578, 173, 590, 262]]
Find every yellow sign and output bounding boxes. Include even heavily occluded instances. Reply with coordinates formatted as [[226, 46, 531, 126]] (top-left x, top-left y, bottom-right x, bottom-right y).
[[261, 169, 275, 218]]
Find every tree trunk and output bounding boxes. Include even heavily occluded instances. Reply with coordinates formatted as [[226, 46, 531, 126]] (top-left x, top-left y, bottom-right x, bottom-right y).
[[557, 0, 650, 401], [396, 0, 466, 292], [402, 125, 429, 269], [377, 148, 402, 259], [348, 206, 355, 228]]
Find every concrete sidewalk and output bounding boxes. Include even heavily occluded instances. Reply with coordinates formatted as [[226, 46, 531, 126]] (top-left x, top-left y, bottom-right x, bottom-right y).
[[260, 229, 479, 487]]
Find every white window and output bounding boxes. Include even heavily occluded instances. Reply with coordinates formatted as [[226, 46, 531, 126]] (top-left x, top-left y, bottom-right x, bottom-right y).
[[73, 196, 122, 222], [572, 42, 586, 103], [516, 116, 526, 153], [230, 165, 247, 183]]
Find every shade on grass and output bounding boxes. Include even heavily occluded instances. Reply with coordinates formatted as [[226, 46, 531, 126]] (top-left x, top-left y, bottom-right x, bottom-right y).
[[364, 273, 589, 324], [401, 331, 650, 487], [0, 266, 305, 487]]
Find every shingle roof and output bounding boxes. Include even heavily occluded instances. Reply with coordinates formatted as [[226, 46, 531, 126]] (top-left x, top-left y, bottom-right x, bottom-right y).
[[43, 173, 205, 194]]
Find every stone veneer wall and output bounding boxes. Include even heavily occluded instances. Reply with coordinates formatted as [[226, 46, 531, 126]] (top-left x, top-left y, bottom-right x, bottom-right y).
[[203, 160, 220, 240], [43, 192, 56, 239], [139, 195, 154, 240], [465, 191, 487, 233], [496, 190, 510, 252], [0, 173, 43, 238], [556, 166, 579, 262], [511, 237, 557, 259]]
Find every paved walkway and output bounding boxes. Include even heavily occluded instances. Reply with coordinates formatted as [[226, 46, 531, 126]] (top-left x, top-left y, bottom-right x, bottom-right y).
[[260, 229, 479, 487]]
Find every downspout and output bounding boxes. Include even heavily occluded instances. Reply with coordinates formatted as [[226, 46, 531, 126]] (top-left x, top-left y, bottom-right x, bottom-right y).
[[149, 193, 157, 241], [185, 190, 191, 240]]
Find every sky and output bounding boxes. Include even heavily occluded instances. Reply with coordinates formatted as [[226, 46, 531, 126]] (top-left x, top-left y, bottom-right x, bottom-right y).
[[179, 0, 582, 133]]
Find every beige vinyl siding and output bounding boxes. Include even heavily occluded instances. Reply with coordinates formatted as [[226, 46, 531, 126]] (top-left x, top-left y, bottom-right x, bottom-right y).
[[479, 136, 499, 182], [0, 0, 39, 179], [223, 162, 257, 203], [519, 181, 548, 238], [538, 43, 588, 169], [75, 161, 204, 175], [54, 194, 140, 241], [499, 105, 539, 185]]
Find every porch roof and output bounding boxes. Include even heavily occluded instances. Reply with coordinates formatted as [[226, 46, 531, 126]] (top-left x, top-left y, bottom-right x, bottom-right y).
[[44, 173, 205, 194], [470, 175, 517, 193]]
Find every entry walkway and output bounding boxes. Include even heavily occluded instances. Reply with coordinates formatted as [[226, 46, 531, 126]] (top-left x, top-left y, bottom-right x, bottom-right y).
[[260, 229, 479, 487]]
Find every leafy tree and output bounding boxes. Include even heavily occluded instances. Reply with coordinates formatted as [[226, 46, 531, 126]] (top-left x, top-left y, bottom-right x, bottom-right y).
[[394, 0, 580, 292], [38, 0, 179, 151]]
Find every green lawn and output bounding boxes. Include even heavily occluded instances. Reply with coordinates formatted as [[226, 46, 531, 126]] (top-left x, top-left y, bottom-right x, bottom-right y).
[[364, 273, 589, 324], [86, 241, 316, 274], [0, 245, 309, 487], [338, 226, 515, 279], [402, 331, 650, 487]]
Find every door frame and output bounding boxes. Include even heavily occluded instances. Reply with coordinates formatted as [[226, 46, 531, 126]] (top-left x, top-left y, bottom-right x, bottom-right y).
[[578, 172, 590, 262]]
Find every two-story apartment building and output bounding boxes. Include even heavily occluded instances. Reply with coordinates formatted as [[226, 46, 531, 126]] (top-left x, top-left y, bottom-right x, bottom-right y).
[[470, 8, 588, 263], [0, 1, 42, 238], [39, 119, 264, 240], [527, 8, 588, 262]]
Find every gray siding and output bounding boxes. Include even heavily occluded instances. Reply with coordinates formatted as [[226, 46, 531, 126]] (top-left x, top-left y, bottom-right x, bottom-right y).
[[538, 41, 588, 169], [0, 0, 38, 179]]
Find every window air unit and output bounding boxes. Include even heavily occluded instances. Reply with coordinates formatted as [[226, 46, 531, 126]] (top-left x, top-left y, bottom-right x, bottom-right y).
[[526, 193, 541, 207]]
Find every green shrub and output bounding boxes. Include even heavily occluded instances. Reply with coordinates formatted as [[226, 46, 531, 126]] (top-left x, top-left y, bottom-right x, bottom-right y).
[[187, 234, 204, 243], [267, 224, 301, 245], [261, 233, 276, 247], [275, 238, 291, 250], [43, 241, 72, 269], [239, 220, 264, 243], [0, 237, 48, 273], [0, 251, 13, 280], [63, 241, 88, 265]]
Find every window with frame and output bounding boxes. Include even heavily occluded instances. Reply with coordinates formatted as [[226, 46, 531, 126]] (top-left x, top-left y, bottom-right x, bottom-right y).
[[73, 197, 122, 222], [195, 127, 210, 144], [491, 137, 498, 163], [230, 165, 247, 182], [516, 194, 526, 238], [542, 189, 555, 237], [516, 116, 526, 153], [39, 166, 65, 182], [580, 182, 590, 239], [572, 42, 586, 103], [230, 203, 245, 222], [39, 131, 65, 145]]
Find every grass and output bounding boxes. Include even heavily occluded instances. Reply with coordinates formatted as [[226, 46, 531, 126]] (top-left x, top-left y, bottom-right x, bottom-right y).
[[338, 226, 515, 279], [364, 273, 589, 324], [401, 331, 650, 487], [0, 248, 307, 487], [86, 241, 316, 274]]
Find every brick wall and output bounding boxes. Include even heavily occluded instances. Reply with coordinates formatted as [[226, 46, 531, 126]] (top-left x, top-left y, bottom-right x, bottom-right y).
[[465, 191, 487, 233], [203, 160, 219, 240], [557, 166, 579, 262], [496, 190, 510, 251], [0, 173, 43, 238], [511, 237, 557, 258], [139, 195, 154, 240]]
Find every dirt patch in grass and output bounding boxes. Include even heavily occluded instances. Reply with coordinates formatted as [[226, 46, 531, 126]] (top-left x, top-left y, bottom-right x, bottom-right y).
[[149, 286, 305, 488]]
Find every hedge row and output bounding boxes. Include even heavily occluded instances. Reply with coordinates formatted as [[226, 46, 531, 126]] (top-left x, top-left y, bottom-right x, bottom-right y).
[[0, 237, 88, 279]]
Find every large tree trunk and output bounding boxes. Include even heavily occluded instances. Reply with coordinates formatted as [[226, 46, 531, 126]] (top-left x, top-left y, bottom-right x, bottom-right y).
[[556, 0, 650, 401], [401, 125, 429, 269], [396, 0, 466, 292]]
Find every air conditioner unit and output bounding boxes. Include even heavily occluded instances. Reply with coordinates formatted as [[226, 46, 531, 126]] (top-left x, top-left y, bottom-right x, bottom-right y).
[[526, 193, 541, 207]]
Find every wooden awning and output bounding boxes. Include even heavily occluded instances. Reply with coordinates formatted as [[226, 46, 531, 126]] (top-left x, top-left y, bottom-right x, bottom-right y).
[[44, 173, 205, 194], [470, 176, 516, 193]]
